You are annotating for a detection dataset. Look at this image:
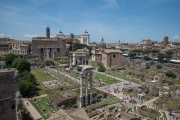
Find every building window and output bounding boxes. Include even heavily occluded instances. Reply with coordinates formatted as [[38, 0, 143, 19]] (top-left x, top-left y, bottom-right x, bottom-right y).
[[113, 55, 116, 58]]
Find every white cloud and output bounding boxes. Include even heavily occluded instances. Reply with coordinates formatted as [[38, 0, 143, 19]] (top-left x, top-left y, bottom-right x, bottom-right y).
[[173, 35, 179, 39], [24, 34, 39, 38], [0, 33, 5, 36], [102, 0, 117, 10], [7, 34, 12, 36]]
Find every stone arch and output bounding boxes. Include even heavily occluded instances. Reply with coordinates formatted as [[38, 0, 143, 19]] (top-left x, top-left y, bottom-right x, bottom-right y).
[[154, 75, 160, 81]]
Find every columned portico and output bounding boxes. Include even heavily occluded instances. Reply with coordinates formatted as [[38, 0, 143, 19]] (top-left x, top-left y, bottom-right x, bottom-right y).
[[79, 65, 94, 108]]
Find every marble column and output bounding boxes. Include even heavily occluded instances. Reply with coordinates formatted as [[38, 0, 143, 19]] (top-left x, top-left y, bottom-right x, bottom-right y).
[[85, 55, 86, 64], [70, 55, 72, 68], [80, 74, 83, 108], [89, 72, 93, 105], [85, 73, 88, 105], [72, 55, 76, 65]]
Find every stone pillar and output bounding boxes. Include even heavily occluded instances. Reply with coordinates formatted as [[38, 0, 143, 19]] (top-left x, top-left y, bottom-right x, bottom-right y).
[[82, 57, 84, 64], [70, 55, 72, 68], [85, 55, 86, 64], [52, 51, 55, 60], [73, 55, 76, 65], [138, 94, 144, 106], [85, 73, 88, 105], [89, 72, 93, 105], [80, 74, 83, 108], [16, 91, 22, 120]]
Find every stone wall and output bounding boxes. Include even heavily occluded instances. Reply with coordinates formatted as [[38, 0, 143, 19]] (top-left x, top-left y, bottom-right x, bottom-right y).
[[0, 68, 21, 120]]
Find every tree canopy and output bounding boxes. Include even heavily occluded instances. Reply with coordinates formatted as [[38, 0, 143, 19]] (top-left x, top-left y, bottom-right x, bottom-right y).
[[157, 53, 165, 62], [128, 52, 136, 58], [5, 53, 18, 67], [11, 58, 30, 73], [19, 71, 38, 97], [132, 49, 143, 53], [67, 42, 92, 55], [165, 50, 174, 58]]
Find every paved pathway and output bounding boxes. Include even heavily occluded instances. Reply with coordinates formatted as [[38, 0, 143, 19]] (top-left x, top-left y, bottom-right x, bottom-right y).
[[143, 97, 159, 107], [22, 98, 44, 120]]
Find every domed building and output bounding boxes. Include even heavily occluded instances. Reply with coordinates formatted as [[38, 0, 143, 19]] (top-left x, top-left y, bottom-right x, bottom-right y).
[[99, 37, 106, 49]]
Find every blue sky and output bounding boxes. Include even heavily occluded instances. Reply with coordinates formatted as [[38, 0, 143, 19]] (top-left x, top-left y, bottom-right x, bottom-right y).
[[0, 0, 180, 43]]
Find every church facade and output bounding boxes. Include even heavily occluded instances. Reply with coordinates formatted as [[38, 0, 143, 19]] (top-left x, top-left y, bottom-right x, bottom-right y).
[[32, 27, 66, 60], [91, 37, 123, 69]]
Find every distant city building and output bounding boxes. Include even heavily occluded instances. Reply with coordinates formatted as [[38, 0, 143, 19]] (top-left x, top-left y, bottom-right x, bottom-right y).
[[0, 37, 31, 55], [32, 27, 66, 60], [8, 40, 31, 55], [55, 30, 90, 46]]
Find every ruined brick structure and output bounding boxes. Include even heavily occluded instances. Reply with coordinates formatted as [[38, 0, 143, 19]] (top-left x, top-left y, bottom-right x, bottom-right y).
[[32, 27, 66, 60], [0, 68, 22, 120]]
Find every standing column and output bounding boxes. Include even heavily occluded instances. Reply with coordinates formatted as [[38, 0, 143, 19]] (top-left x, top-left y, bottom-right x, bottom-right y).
[[89, 72, 93, 105], [80, 73, 83, 108], [70, 55, 72, 68], [85, 55, 86, 64], [85, 73, 88, 105], [73, 55, 76, 65], [82, 57, 84, 64]]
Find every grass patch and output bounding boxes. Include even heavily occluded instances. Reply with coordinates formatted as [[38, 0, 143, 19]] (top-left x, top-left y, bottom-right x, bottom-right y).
[[31, 69, 53, 82], [138, 106, 161, 119], [29, 97, 54, 119], [86, 98, 119, 112], [37, 85, 60, 95], [93, 73, 120, 85], [154, 97, 180, 110]]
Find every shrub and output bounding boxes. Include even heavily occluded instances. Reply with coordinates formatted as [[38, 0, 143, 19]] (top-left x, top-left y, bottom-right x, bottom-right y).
[[58, 59, 70, 64], [97, 62, 106, 72], [144, 56, 149, 61], [146, 65, 150, 69], [165, 71, 176, 79], [77, 66, 82, 71], [156, 64, 162, 69], [45, 60, 55, 66]]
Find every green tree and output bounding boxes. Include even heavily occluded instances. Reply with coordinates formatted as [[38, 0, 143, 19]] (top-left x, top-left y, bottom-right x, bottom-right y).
[[5, 53, 18, 67], [97, 62, 106, 72], [19, 71, 37, 97], [157, 53, 165, 62], [128, 52, 136, 58], [143, 50, 151, 56], [144, 56, 149, 61], [20, 70, 37, 85], [132, 49, 143, 55], [151, 50, 159, 56], [165, 50, 174, 58], [11, 58, 30, 73]]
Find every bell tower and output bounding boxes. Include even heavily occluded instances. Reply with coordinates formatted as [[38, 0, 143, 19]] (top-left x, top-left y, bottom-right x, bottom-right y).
[[46, 27, 50, 39]]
